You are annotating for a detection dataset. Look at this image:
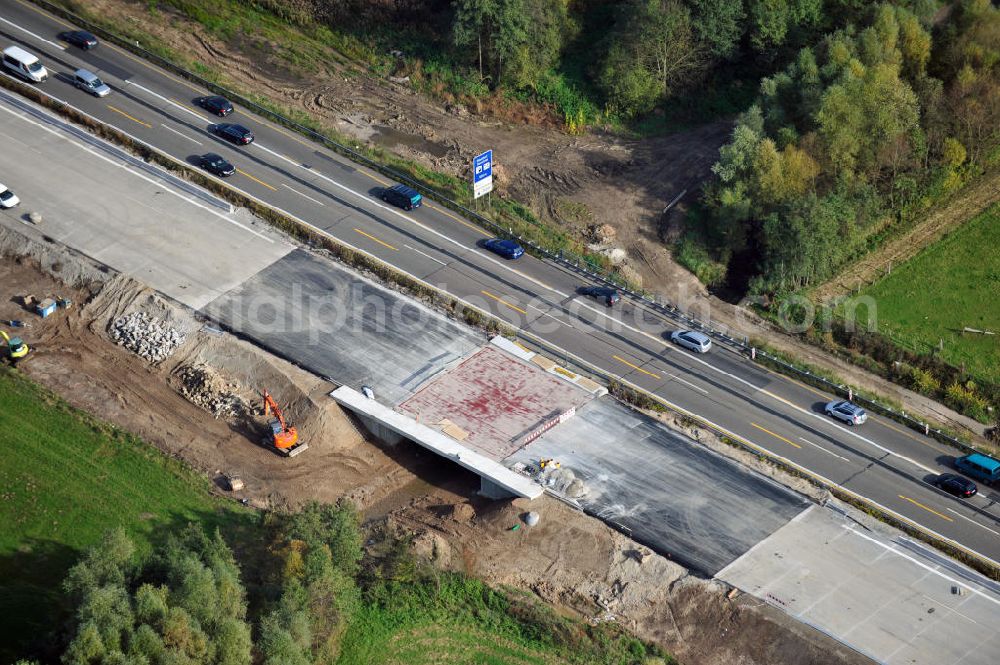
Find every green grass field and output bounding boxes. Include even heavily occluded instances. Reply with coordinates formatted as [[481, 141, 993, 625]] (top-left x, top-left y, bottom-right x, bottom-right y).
[[859, 204, 1000, 385], [338, 577, 667, 665], [0, 366, 253, 662]]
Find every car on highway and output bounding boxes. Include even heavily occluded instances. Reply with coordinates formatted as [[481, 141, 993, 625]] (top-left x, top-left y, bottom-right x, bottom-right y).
[[213, 123, 254, 145], [934, 473, 977, 498], [59, 30, 99, 50], [382, 184, 422, 210], [198, 95, 234, 117], [824, 400, 867, 426], [954, 453, 1000, 486], [0, 183, 20, 208], [482, 238, 524, 260], [73, 69, 111, 97], [670, 330, 712, 353], [199, 153, 235, 177], [580, 286, 620, 306], [2, 45, 48, 83]]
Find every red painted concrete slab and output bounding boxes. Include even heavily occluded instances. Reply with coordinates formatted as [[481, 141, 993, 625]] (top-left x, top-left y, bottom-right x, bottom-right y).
[[398, 345, 593, 460]]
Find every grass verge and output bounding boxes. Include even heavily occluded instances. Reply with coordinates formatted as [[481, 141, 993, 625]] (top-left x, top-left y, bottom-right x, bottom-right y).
[[0, 365, 254, 662], [341, 575, 672, 665], [857, 204, 1000, 387]]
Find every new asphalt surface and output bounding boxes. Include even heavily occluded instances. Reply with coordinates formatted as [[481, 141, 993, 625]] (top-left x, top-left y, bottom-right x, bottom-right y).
[[2, 0, 998, 564]]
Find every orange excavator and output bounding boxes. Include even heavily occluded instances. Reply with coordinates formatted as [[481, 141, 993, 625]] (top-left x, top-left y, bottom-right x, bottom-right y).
[[262, 389, 308, 457]]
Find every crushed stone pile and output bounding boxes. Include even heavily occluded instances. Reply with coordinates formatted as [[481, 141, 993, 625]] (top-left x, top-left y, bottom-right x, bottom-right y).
[[111, 311, 186, 363], [178, 364, 252, 420]]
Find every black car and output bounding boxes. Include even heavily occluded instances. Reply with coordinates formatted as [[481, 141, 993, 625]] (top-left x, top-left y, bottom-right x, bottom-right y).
[[935, 473, 978, 498], [213, 123, 254, 145], [381, 184, 423, 211], [580, 286, 620, 306], [198, 95, 234, 117], [59, 30, 99, 50], [199, 153, 235, 177]]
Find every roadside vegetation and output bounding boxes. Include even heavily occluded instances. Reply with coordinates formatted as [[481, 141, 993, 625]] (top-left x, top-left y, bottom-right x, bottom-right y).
[[827, 203, 1000, 423], [686, 0, 1000, 296], [0, 367, 667, 664], [0, 366, 253, 663]]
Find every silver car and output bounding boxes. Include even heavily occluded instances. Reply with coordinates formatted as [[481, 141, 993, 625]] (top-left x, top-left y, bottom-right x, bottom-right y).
[[670, 330, 712, 353], [74, 68, 110, 97], [825, 400, 867, 425]]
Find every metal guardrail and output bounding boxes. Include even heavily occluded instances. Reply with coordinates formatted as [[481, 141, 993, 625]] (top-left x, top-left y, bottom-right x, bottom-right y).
[[5, 43, 994, 577], [27, 0, 984, 455]]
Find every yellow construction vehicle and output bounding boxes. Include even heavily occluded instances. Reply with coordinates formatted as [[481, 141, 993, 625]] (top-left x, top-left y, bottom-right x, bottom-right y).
[[262, 389, 308, 457], [1, 330, 29, 361]]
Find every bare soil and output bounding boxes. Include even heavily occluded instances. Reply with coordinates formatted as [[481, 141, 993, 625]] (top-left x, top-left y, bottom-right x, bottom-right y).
[[0, 234, 869, 664], [71, 0, 993, 440]]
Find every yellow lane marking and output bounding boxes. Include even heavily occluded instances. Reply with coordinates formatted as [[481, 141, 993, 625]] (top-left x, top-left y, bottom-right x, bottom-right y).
[[427, 203, 490, 236], [353, 228, 397, 251], [481, 290, 527, 315], [770, 370, 830, 399], [170, 98, 207, 117], [107, 105, 151, 128], [612, 355, 661, 380], [878, 418, 943, 452], [235, 169, 277, 191], [899, 495, 953, 522], [358, 169, 391, 187], [16, 0, 74, 29], [750, 422, 802, 449]]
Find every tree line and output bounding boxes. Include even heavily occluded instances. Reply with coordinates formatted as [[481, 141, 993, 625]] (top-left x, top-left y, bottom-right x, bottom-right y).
[[686, 0, 1000, 295], [254, 0, 912, 121]]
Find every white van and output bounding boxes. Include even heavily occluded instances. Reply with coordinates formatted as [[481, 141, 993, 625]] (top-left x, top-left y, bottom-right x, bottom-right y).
[[2, 45, 49, 83]]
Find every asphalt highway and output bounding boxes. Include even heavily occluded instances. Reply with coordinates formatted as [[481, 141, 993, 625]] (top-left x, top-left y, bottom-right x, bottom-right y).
[[3, 0, 998, 563]]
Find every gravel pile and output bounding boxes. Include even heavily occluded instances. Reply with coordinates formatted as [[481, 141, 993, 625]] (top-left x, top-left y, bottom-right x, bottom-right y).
[[178, 364, 251, 420], [111, 311, 186, 362]]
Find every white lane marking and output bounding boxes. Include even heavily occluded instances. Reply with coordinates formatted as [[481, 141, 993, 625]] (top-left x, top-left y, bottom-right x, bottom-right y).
[[808, 413, 936, 474], [526, 304, 572, 328], [843, 525, 1000, 605], [253, 141, 563, 294], [667, 373, 709, 394], [403, 244, 444, 265], [281, 183, 325, 206], [187, 140, 972, 483], [125, 81, 206, 121], [160, 123, 201, 145], [946, 509, 1000, 537], [799, 437, 849, 462], [0, 17, 66, 50], [0, 100, 273, 242]]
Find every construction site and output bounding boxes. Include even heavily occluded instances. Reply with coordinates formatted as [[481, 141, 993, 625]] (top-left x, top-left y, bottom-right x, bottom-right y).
[[2, 44, 998, 665], [0, 211, 876, 665]]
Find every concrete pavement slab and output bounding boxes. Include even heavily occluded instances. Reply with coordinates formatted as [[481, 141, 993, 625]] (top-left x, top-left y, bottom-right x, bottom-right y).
[[717, 505, 1000, 665], [0, 91, 292, 310]]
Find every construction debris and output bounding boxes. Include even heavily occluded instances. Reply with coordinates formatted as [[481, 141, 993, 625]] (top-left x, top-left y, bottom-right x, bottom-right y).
[[111, 311, 186, 362], [178, 364, 251, 420]]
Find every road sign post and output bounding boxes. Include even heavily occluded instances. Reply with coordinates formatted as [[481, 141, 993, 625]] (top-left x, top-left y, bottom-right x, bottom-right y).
[[473, 150, 493, 200]]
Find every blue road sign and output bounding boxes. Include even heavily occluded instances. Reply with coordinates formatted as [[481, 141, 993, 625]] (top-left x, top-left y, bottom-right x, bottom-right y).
[[473, 150, 493, 199]]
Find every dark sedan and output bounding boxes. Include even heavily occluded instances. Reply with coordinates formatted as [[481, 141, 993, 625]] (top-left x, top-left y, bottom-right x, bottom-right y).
[[213, 123, 254, 145], [198, 95, 234, 117], [935, 473, 977, 498], [580, 286, 620, 306], [59, 30, 99, 50], [482, 238, 524, 260], [199, 153, 235, 177]]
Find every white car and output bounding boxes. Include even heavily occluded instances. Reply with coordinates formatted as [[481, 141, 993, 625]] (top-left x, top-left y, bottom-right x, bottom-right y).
[[670, 330, 712, 353], [0, 183, 19, 208]]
